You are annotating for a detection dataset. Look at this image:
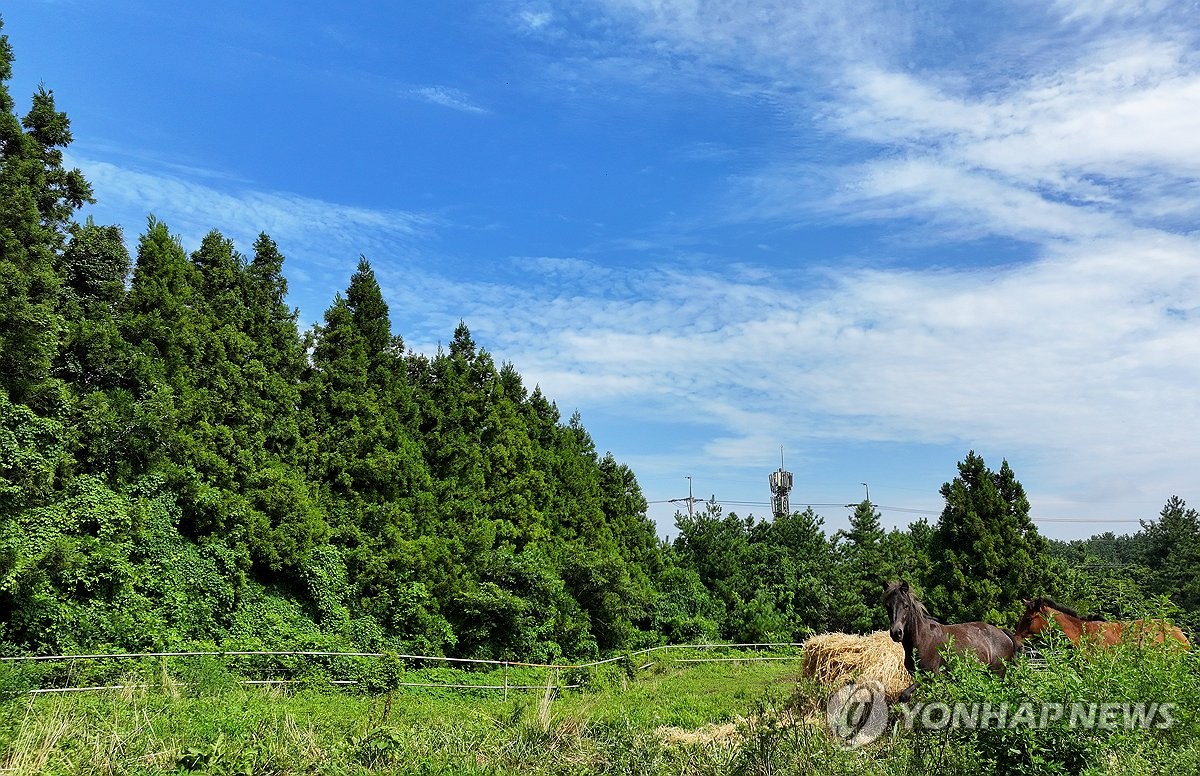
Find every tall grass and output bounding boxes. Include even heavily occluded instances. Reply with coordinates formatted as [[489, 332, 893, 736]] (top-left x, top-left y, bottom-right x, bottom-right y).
[[0, 649, 800, 775], [2, 643, 1195, 775]]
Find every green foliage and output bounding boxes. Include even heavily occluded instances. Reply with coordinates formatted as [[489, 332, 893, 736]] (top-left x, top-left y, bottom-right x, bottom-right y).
[[0, 388, 67, 513], [927, 451, 1055, 624], [0, 661, 36, 700], [831, 500, 895, 633], [1139, 496, 1200, 627], [5, 17, 1200, 691], [0, 17, 91, 408], [651, 565, 723, 644], [671, 504, 836, 642], [902, 637, 1200, 775]]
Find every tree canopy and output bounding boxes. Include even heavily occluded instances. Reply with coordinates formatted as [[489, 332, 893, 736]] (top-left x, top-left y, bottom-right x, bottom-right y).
[[1, 20, 1196, 659]]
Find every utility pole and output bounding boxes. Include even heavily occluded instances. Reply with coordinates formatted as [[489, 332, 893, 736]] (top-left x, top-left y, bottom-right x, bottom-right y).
[[861, 482, 871, 505], [669, 475, 698, 517]]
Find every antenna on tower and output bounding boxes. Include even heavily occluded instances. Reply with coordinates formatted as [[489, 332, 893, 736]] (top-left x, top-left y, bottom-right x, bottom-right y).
[[769, 446, 793, 519]]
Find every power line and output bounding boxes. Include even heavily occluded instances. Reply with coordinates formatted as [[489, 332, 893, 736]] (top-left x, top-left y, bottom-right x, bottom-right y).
[[1032, 518, 1145, 524], [649, 495, 1152, 525]]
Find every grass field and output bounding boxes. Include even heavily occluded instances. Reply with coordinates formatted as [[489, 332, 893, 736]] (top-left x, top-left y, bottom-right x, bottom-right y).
[[2, 643, 1199, 775], [0, 649, 819, 775]]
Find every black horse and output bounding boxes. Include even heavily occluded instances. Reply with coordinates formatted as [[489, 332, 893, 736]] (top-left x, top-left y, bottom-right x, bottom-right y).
[[882, 581, 1015, 701]]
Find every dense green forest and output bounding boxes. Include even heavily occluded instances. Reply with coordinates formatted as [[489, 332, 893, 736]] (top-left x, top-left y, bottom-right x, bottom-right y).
[[2, 20, 1198, 663]]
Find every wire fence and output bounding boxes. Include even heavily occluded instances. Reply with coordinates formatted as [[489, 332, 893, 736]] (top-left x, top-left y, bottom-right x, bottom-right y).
[[1, 641, 807, 697]]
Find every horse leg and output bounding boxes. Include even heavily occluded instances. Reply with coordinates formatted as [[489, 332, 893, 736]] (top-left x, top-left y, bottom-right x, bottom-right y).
[[899, 651, 940, 703]]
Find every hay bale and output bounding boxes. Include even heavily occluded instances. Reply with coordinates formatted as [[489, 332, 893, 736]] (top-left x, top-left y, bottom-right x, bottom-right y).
[[802, 630, 911, 700]]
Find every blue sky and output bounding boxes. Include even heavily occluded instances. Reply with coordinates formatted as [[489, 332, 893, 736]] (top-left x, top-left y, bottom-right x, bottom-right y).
[[5, 1, 1199, 540]]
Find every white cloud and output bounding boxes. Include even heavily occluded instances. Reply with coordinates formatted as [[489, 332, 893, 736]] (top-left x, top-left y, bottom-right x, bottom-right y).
[[837, 40, 1200, 200], [591, 0, 914, 74], [464, 232, 1200, 525], [64, 1, 1200, 533], [412, 86, 489, 114], [75, 157, 436, 272], [519, 8, 554, 30], [1051, 0, 1177, 24]]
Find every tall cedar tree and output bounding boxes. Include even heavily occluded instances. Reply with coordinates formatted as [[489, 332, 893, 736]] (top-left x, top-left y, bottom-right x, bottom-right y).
[[927, 451, 1054, 624], [831, 500, 892, 632], [55, 219, 135, 479], [0, 19, 91, 407], [304, 259, 440, 643], [1139, 496, 1200, 617]]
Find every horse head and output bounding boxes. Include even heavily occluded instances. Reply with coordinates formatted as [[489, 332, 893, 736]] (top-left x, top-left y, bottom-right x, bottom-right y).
[[1013, 598, 1048, 645], [882, 580, 918, 643]]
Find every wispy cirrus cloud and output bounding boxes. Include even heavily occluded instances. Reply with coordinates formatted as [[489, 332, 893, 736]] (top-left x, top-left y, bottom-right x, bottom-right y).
[[474, 0, 1200, 529], [517, 8, 554, 31], [57, 0, 1200, 535], [70, 154, 441, 328], [1051, 0, 1179, 24], [75, 156, 436, 257], [412, 85, 489, 114], [828, 37, 1200, 234]]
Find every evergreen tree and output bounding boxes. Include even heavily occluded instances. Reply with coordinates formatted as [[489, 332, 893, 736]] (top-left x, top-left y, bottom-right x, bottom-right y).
[[0, 18, 92, 406], [1139, 496, 1200, 620], [244, 233, 306, 455], [55, 219, 130, 391], [54, 219, 138, 478], [303, 259, 439, 648], [902, 517, 936, 586], [927, 451, 1053, 624], [122, 217, 198, 389], [548, 411, 607, 547], [750, 507, 836, 636], [831, 500, 891, 632]]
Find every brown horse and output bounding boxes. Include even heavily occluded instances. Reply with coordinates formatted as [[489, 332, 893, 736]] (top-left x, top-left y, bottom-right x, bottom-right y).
[[882, 581, 1015, 701], [1014, 598, 1191, 650]]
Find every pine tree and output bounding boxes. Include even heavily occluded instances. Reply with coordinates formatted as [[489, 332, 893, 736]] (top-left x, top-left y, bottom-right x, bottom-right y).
[[0, 19, 92, 406], [55, 219, 137, 478], [244, 233, 306, 455], [304, 259, 440, 646], [55, 219, 130, 391], [927, 451, 1053, 623], [122, 217, 198, 388], [831, 500, 891, 632], [1139, 496, 1200, 617]]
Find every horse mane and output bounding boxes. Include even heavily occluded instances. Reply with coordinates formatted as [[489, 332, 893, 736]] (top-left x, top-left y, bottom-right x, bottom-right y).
[[884, 582, 934, 622], [1030, 598, 1084, 619]]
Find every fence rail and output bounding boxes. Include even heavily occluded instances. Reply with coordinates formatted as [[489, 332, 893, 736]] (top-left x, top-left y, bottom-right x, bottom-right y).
[[1, 642, 806, 696]]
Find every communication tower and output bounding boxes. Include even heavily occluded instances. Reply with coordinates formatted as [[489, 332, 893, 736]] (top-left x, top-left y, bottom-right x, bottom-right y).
[[769, 448, 793, 519]]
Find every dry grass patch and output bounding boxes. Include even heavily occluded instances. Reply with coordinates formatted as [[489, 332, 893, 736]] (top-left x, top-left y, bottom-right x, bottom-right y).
[[655, 720, 740, 746]]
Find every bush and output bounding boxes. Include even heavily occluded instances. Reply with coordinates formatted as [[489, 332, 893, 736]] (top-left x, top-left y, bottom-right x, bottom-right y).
[[897, 634, 1200, 775]]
